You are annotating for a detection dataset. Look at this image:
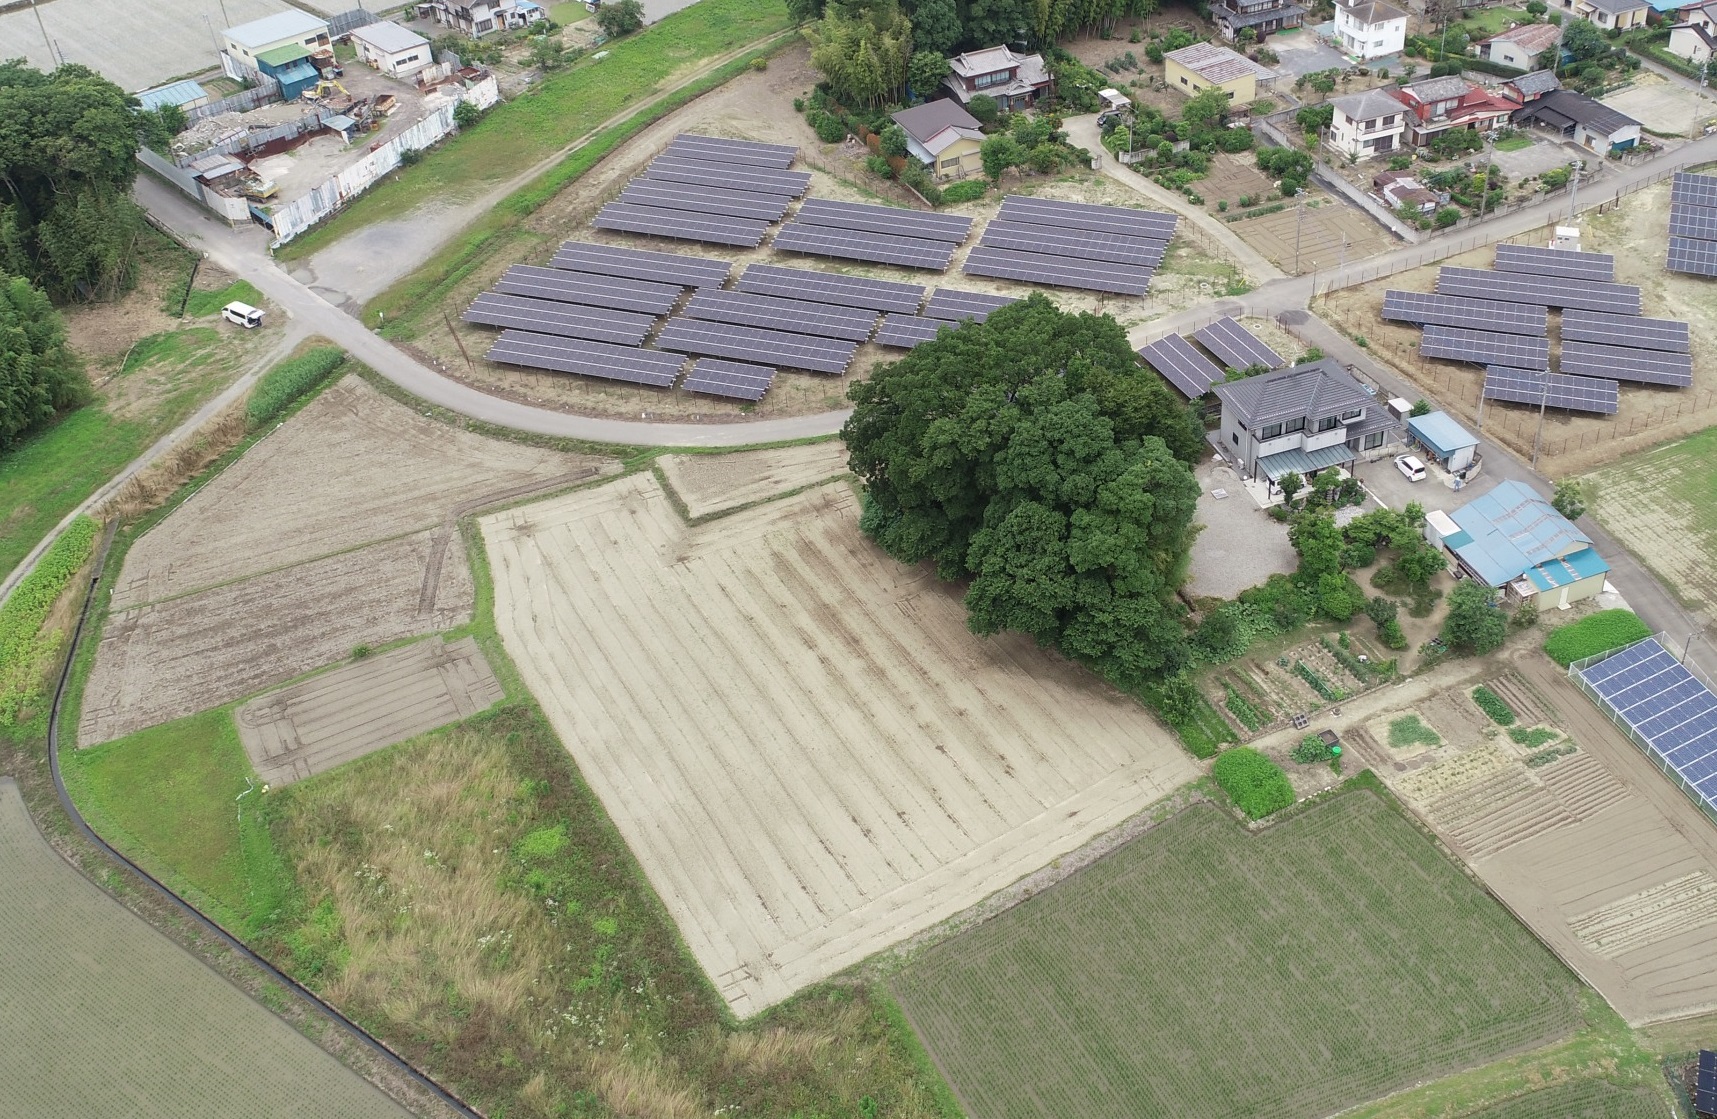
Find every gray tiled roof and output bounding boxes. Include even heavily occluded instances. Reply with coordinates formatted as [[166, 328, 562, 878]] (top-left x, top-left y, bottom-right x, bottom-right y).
[[1583, 0, 1647, 14], [1509, 69, 1563, 96], [1403, 75, 1473, 103], [1212, 359, 1374, 427], [1333, 88, 1406, 123]]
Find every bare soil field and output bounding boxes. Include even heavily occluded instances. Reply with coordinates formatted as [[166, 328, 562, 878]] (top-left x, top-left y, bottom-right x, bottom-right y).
[[236, 636, 503, 786], [656, 440, 850, 518], [1319, 178, 1717, 476], [1237, 193, 1396, 275], [480, 472, 1198, 1016], [0, 778, 409, 1118]]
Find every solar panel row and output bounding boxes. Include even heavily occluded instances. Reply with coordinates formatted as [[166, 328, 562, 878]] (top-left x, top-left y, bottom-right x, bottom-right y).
[[1436, 265, 1643, 314], [1668, 235, 1717, 277], [1665, 173, 1717, 278], [552, 241, 732, 288], [495, 264, 682, 314], [1559, 340, 1694, 386], [667, 133, 798, 169], [923, 288, 1016, 323], [486, 330, 685, 387], [1670, 170, 1717, 209], [1192, 316, 1285, 372], [736, 264, 925, 313], [1138, 334, 1225, 398], [682, 358, 777, 401], [1669, 206, 1717, 241], [1559, 308, 1690, 354], [594, 203, 770, 248], [1382, 289, 1548, 337], [462, 293, 654, 345], [644, 155, 810, 197], [1577, 638, 1717, 819], [997, 194, 1178, 240], [618, 180, 791, 221], [656, 317, 857, 374], [964, 245, 1152, 296], [773, 223, 959, 270], [794, 197, 974, 242], [1420, 324, 1551, 369], [874, 314, 949, 349], [1494, 242, 1615, 282], [682, 289, 878, 342], [1482, 366, 1619, 415], [979, 220, 1167, 268]]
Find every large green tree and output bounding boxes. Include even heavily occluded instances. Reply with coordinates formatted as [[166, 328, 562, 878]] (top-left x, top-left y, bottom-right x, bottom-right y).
[[807, 0, 915, 107], [843, 295, 1204, 685], [906, 0, 962, 53], [0, 62, 145, 302], [0, 272, 86, 449], [1442, 580, 1507, 654]]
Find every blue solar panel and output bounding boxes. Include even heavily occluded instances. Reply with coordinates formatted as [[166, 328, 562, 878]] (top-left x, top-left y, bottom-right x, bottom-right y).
[[1635, 686, 1716, 737], [1600, 655, 1678, 706], [1696, 770, 1717, 797], [1578, 640, 1657, 685], [1578, 637, 1717, 820]]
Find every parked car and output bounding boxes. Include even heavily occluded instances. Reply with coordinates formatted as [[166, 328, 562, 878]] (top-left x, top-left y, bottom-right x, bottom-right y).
[[1394, 454, 1427, 482]]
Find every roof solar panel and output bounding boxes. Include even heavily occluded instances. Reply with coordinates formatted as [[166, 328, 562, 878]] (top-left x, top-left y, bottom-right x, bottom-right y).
[[963, 245, 1153, 295], [1667, 236, 1717, 277], [1559, 340, 1694, 386], [923, 288, 1017, 323], [794, 198, 974, 242], [485, 330, 684, 387], [462, 293, 654, 345], [551, 241, 732, 288], [667, 133, 798, 169], [594, 203, 769, 247], [1560, 309, 1690, 353], [1138, 334, 1225, 398], [1436, 266, 1642, 314], [1419, 325, 1551, 368], [619, 180, 792, 221], [1494, 243, 1615, 282], [1382, 290, 1548, 337], [996, 194, 1178, 240], [1192, 316, 1286, 371], [736, 264, 925, 313], [1483, 366, 1619, 415], [643, 155, 809, 197], [874, 314, 950, 349], [655, 317, 857, 374], [979, 219, 1167, 267], [1671, 171, 1717, 208], [773, 222, 958, 270], [681, 289, 878, 342], [682, 357, 776, 401], [495, 264, 682, 314]]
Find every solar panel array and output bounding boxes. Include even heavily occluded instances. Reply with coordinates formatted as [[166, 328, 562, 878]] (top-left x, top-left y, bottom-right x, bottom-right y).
[[1576, 638, 1717, 821], [1382, 290, 1548, 337], [1192, 316, 1285, 372], [1494, 243, 1615, 282], [1667, 171, 1717, 277], [874, 314, 951, 350], [682, 289, 878, 342], [595, 134, 807, 247], [1139, 334, 1226, 398], [793, 198, 974, 242], [495, 264, 682, 314], [1436, 265, 1643, 314], [1483, 366, 1619, 416], [773, 223, 964, 270], [1560, 340, 1695, 386], [461, 293, 654, 345], [486, 331, 685, 387], [963, 195, 1177, 295], [592, 203, 771, 248], [1560, 308, 1690, 353], [618, 180, 790, 221], [682, 358, 776, 401], [656, 318, 858, 374], [1419, 325, 1551, 369], [923, 288, 1015, 323], [665, 134, 797, 169], [552, 241, 731, 288], [737, 264, 925, 313], [1697, 1049, 1716, 1118]]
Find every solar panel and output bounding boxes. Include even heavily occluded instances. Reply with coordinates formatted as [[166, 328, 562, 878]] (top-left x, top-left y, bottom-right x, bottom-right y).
[[1559, 340, 1694, 386], [1577, 641, 1717, 825], [1671, 171, 1717, 208], [874, 314, 951, 349], [1419, 325, 1551, 368], [794, 198, 974, 243], [643, 155, 810, 197], [736, 264, 925, 313], [1482, 366, 1618, 415], [551, 241, 732, 288], [1669, 205, 1717, 241], [618, 180, 792, 221], [494, 265, 683, 314], [979, 220, 1167, 267], [485, 330, 685, 387], [963, 246, 1153, 296], [667, 133, 798, 169], [1139, 334, 1225, 398], [681, 289, 878, 342], [462, 293, 655, 345], [1494, 243, 1615, 282], [655, 317, 857, 374], [1667, 236, 1717, 277], [594, 203, 770, 248], [1381, 290, 1548, 337], [923, 288, 1017, 323], [682, 358, 776, 401], [996, 194, 1178, 240], [1436, 266, 1643, 314], [1193, 316, 1286, 371], [1560, 309, 1690, 353], [773, 222, 958, 270]]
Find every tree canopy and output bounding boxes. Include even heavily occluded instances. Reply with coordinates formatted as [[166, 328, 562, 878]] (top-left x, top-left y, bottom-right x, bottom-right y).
[[807, 0, 914, 107], [1442, 580, 1507, 655], [0, 272, 86, 450], [843, 294, 1204, 686], [0, 62, 145, 302], [594, 0, 645, 36]]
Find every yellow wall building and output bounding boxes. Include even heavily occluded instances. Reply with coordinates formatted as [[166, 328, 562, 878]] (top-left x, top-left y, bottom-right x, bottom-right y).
[[1163, 42, 1276, 103]]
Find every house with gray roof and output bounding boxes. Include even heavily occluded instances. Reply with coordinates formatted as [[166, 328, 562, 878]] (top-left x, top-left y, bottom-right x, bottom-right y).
[[1564, 0, 1650, 30], [1212, 360, 1397, 499], [891, 100, 985, 180], [1502, 69, 1563, 103], [1327, 88, 1408, 158], [1512, 89, 1641, 153]]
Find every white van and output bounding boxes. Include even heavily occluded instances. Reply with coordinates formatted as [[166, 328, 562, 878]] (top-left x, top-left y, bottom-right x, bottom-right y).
[[222, 301, 265, 329], [1394, 454, 1428, 482]]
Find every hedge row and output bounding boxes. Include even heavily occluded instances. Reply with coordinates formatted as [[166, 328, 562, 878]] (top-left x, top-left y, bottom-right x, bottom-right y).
[[0, 516, 99, 724], [1543, 608, 1651, 667], [247, 348, 345, 429]]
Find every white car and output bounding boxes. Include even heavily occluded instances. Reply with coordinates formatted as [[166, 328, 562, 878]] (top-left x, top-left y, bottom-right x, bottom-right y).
[[1394, 454, 1427, 482]]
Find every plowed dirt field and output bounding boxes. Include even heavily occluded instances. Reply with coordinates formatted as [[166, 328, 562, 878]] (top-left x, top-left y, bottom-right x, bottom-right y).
[[480, 473, 1197, 1016]]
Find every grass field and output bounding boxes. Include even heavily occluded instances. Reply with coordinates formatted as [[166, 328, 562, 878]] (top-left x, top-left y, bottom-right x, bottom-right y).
[[1390, 712, 1443, 748], [1458, 1080, 1669, 1119], [890, 786, 1584, 1119], [1458, 7, 1532, 36], [278, 0, 792, 260], [1581, 428, 1717, 621]]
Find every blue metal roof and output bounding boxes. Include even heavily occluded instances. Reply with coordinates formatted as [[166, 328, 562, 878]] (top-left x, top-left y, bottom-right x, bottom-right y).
[[1524, 545, 1609, 591], [1407, 410, 1477, 457], [137, 80, 206, 112], [1447, 479, 1595, 587]]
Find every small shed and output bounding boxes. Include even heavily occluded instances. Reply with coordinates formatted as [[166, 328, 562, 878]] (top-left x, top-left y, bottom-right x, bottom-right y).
[[1407, 410, 1478, 473], [137, 79, 209, 114], [348, 21, 433, 78], [256, 43, 321, 101]]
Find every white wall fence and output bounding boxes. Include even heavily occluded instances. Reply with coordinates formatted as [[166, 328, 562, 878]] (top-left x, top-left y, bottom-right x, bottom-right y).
[[188, 75, 283, 123], [137, 147, 252, 222]]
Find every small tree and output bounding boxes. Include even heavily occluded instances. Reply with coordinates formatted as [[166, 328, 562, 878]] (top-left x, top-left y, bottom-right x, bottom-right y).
[[1551, 480, 1586, 521], [453, 99, 481, 128], [980, 134, 1024, 182], [1442, 580, 1507, 655], [1410, 398, 1432, 416], [595, 0, 645, 37], [528, 34, 566, 70], [967, 94, 1000, 127], [1365, 595, 1399, 630], [1434, 206, 1461, 228], [879, 123, 909, 158], [1278, 470, 1304, 506], [906, 51, 951, 97], [1511, 596, 1539, 629], [1525, 0, 1548, 17]]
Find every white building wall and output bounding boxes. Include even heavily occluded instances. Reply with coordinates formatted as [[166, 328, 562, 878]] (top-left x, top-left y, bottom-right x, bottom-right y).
[[1334, 8, 1406, 59]]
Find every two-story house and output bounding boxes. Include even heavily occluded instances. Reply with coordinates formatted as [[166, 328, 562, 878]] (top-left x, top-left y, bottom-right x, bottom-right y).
[[420, 0, 544, 37], [1326, 88, 1408, 158], [1559, 0, 1650, 29], [1669, 0, 1717, 64], [941, 46, 1051, 111], [1213, 360, 1396, 501], [1475, 21, 1562, 71], [1333, 0, 1408, 60], [1210, 0, 1306, 43], [1389, 75, 1515, 147]]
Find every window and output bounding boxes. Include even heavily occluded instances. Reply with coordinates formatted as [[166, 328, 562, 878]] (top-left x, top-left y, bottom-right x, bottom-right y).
[[1231, 432, 1240, 446], [476, 18, 493, 30], [399, 53, 420, 64], [1340, 407, 1362, 420], [1284, 417, 1305, 434], [1180, 76, 1189, 85], [1316, 415, 1341, 432], [1260, 423, 1285, 439], [975, 70, 1010, 89], [1364, 431, 1386, 449]]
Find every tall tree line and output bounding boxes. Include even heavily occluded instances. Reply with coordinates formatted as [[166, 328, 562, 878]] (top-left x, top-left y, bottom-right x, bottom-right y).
[[794, 0, 1163, 56]]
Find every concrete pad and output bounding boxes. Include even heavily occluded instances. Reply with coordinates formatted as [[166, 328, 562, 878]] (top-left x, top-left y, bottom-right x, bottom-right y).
[[1491, 139, 1579, 180], [236, 636, 503, 786], [1267, 29, 1351, 77], [1186, 459, 1296, 599], [1603, 78, 1717, 139]]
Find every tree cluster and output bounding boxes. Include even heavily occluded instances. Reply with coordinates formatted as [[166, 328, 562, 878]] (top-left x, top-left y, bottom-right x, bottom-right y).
[[1244, 502, 1445, 634], [594, 0, 645, 37], [807, 0, 915, 108], [1256, 144, 1313, 195], [0, 273, 86, 450], [843, 294, 1206, 687]]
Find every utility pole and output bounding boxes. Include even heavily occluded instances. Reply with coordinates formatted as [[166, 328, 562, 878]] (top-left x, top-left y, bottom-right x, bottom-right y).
[[1568, 159, 1582, 221], [30, 0, 52, 65], [1294, 188, 1307, 275]]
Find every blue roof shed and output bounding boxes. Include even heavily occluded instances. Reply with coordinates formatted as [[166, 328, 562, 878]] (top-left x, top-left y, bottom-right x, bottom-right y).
[[1407, 410, 1479, 471], [1446, 479, 1609, 603], [137, 80, 208, 113]]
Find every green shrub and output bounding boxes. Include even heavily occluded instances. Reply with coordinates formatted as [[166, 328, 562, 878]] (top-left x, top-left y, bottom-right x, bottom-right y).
[[1471, 685, 1516, 725], [1388, 714, 1441, 749], [1379, 618, 1408, 649], [1212, 747, 1295, 819], [864, 153, 894, 179], [1144, 676, 1236, 759], [939, 179, 987, 204], [1526, 744, 1578, 767], [1543, 608, 1651, 667], [247, 347, 345, 429], [808, 110, 846, 144], [1508, 726, 1561, 749], [1290, 734, 1328, 764], [0, 515, 99, 724], [1293, 660, 1345, 702], [1224, 682, 1270, 732]]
